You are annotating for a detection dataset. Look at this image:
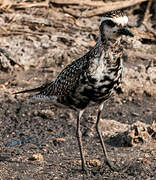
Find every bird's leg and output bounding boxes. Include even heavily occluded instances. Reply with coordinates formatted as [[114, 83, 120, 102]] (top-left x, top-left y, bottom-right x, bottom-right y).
[[96, 104, 131, 172], [95, 104, 110, 166], [76, 110, 87, 172]]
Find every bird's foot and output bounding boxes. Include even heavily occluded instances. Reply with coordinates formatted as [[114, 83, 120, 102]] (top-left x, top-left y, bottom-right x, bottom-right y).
[[106, 159, 132, 172], [81, 165, 88, 175]]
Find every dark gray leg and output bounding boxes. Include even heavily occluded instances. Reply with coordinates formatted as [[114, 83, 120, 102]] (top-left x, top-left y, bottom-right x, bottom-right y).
[[76, 110, 87, 172], [95, 104, 114, 169], [96, 104, 128, 171], [96, 104, 131, 171]]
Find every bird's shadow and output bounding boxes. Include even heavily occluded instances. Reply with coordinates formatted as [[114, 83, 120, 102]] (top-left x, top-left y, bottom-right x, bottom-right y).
[[104, 130, 132, 148]]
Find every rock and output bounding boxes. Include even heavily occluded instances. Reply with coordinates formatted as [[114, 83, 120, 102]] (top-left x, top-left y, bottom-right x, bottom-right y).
[[99, 119, 156, 147], [100, 119, 129, 137], [147, 121, 156, 139], [128, 121, 156, 146], [88, 159, 101, 167], [55, 137, 66, 142], [53, 137, 66, 146], [28, 153, 44, 161], [0, 50, 13, 72]]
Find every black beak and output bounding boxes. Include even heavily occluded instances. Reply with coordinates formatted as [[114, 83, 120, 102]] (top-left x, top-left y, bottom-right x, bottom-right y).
[[118, 27, 134, 37]]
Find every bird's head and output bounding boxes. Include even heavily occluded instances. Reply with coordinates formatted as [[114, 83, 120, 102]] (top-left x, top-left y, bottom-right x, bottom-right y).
[[99, 10, 134, 41]]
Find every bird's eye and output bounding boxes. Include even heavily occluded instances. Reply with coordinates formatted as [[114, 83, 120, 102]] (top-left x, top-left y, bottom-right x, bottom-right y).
[[105, 20, 116, 27]]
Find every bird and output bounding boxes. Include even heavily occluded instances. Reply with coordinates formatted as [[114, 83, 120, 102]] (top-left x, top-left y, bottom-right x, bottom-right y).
[[14, 10, 134, 173]]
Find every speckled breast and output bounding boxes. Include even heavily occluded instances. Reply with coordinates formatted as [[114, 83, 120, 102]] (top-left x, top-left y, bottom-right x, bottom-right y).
[[57, 41, 123, 110], [83, 56, 123, 103], [63, 56, 123, 110]]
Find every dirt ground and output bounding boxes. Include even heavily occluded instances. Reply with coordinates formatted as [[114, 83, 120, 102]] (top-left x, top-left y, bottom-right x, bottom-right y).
[[0, 1, 156, 180]]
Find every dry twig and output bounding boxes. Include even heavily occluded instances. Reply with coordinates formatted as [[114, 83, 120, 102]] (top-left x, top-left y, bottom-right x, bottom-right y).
[[0, 0, 50, 9], [143, 0, 152, 23], [51, 0, 108, 7], [141, 0, 156, 40], [0, 0, 14, 9], [18, 0, 50, 8], [126, 50, 156, 63], [63, 0, 149, 18]]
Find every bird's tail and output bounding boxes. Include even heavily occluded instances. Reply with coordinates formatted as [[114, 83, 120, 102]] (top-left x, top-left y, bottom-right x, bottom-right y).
[[14, 82, 52, 95]]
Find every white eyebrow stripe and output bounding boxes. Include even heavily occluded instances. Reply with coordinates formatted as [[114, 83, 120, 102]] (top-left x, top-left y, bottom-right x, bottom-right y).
[[114, 16, 128, 26], [100, 16, 128, 26]]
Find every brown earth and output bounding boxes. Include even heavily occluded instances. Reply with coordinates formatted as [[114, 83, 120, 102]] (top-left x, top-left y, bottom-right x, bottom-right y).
[[0, 1, 156, 179]]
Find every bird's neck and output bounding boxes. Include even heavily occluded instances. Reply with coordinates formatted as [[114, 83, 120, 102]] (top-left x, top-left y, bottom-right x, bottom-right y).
[[85, 35, 123, 64], [94, 35, 123, 66], [96, 35, 122, 55], [98, 33, 121, 46]]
